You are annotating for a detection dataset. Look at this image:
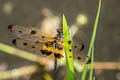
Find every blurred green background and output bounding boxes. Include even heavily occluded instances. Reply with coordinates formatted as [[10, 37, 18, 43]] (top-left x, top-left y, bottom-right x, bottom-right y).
[[0, 0, 120, 80]]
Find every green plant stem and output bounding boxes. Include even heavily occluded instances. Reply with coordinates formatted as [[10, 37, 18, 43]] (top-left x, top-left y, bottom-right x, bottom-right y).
[[88, 47, 94, 80], [81, 0, 101, 80], [0, 65, 38, 79]]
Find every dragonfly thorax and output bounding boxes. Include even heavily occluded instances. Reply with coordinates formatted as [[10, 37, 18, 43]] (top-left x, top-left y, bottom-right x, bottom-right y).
[[56, 28, 63, 38]]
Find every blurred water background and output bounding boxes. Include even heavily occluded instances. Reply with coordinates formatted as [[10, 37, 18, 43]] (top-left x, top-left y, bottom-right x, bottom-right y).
[[0, 0, 120, 80]]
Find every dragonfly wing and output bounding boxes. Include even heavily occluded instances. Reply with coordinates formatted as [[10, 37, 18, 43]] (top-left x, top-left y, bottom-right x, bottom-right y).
[[8, 25, 54, 42], [72, 42, 86, 61], [12, 38, 47, 56], [72, 42, 91, 64]]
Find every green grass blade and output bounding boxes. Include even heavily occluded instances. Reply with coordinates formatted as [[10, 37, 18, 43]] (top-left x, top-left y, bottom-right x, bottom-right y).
[[87, 0, 101, 57], [63, 14, 75, 80], [88, 46, 94, 80], [0, 43, 40, 62], [0, 64, 38, 79], [81, 0, 101, 80]]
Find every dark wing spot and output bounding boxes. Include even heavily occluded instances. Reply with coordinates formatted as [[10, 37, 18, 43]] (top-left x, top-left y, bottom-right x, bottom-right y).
[[32, 46, 35, 48], [74, 45, 77, 48], [35, 41, 39, 43], [8, 24, 14, 32], [77, 56, 81, 60], [12, 39, 17, 45], [80, 43, 85, 51], [41, 36, 45, 38], [69, 49, 72, 52], [61, 41, 63, 43], [19, 30, 22, 33], [30, 30, 36, 35], [68, 40, 72, 44], [23, 42, 27, 46]]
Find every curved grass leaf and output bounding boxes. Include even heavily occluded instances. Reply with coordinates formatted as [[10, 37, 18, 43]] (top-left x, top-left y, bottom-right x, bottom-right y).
[[0, 43, 40, 62], [81, 0, 101, 80]]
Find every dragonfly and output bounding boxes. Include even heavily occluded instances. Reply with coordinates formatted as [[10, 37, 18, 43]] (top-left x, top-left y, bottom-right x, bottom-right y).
[[8, 24, 90, 71]]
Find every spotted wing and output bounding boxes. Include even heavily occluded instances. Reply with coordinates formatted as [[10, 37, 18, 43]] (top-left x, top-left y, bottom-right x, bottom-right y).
[[8, 25, 54, 43], [72, 42, 85, 60], [72, 41, 91, 64], [12, 38, 55, 57]]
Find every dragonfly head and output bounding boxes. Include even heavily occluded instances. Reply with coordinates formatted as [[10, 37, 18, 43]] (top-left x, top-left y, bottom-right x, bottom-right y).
[[56, 28, 63, 38]]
